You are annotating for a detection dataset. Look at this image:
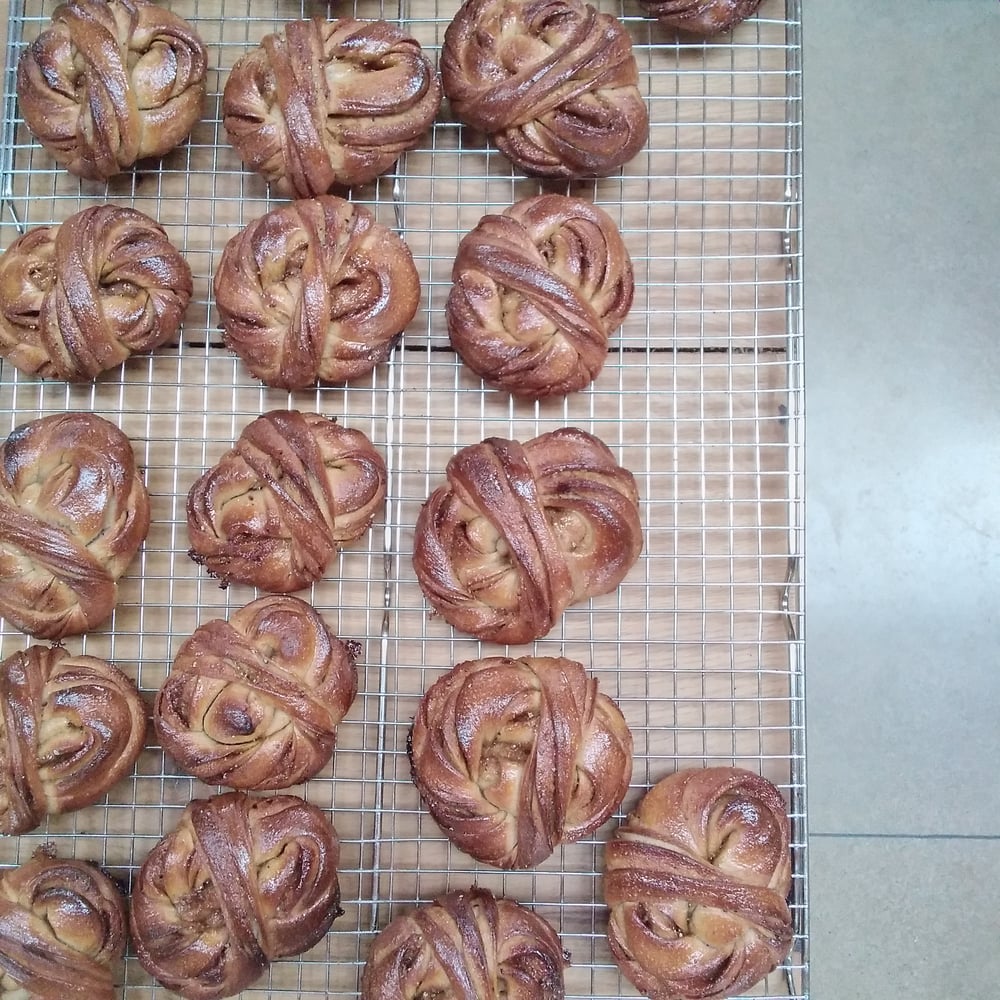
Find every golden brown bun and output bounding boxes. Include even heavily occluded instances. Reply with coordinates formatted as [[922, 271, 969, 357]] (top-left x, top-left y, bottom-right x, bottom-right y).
[[223, 18, 441, 196], [214, 197, 419, 390], [447, 194, 633, 399], [604, 767, 793, 1000], [186, 410, 387, 592], [412, 427, 642, 643], [0, 206, 192, 381], [361, 887, 567, 1000], [0, 412, 151, 639], [441, 0, 648, 178], [0, 851, 129, 1000], [409, 655, 632, 868], [155, 595, 358, 790], [638, 0, 763, 34], [130, 791, 342, 1000], [15, 0, 206, 180], [0, 645, 146, 835]]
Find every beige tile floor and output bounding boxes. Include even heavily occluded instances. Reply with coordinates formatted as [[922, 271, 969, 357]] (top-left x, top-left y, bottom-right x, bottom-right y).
[[803, 2, 1000, 996]]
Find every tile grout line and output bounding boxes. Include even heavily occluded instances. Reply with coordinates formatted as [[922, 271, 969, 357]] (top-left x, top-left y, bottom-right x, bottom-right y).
[[810, 832, 1000, 842]]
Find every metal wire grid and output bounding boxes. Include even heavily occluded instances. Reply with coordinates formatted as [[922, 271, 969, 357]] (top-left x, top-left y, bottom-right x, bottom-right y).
[[0, 0, 806, 997]]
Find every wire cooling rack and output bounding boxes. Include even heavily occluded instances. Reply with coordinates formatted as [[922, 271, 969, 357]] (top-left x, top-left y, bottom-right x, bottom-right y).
[[0, 0, 806, 996]]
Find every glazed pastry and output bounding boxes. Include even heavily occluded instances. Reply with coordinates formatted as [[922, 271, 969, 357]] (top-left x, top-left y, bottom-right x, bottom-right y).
[[214, 196, 420, 390], [187, 410, 387, 592], [130, 791, 342, 1000], [409, 655, 632, 868], [0, 206, 192, 381], [441, 0, 648, 178], [603, 768, 793, 1000], [16, 0, 207, 180], [412, 427, 642, 643], [447, 195, 633, 399], [0, 412, 151, 640], [223, 18, 441, 196], [155, 595, 358, 790], [638, 0, 763, 35], [0, 645, 146, 835], [0, 851, 129, 1000], [360, 887, 567, 1000]]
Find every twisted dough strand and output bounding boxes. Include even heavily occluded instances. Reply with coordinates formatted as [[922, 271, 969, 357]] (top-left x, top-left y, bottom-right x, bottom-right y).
[[223, 18, 441, 196], [604, 768, 793, 1000], [441, 0, 648, 177], [214, 196, 419, 389], [0, 412, 150, 639], [187, 410, 387, 592], [413, 427, 642, 643], [0, 853, 128, 1000], [155, 595, 358, 790], [0, 645, 146, 835], [0, 205, 192, 380], [15, 0, 206, 179], [130, 792, 341, 1000], [448, 195, 633, 398], [410, 655, 632, 868], [361, 887, 567, 1000]]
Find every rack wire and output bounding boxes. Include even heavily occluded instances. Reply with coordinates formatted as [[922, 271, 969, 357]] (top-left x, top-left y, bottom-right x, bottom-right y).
[[0, 0, 807, 996]]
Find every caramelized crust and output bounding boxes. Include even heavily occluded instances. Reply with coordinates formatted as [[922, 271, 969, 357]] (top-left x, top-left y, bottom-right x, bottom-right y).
[[441, 0, 648, 177], [361, 887, 567, 1000], [412, 427, 642, 643], [214, 196, 419, 389], [15, 0, 206, 179], [604, 768, 793, 1000], [130, 792, 342, 1000], [186, 410, 387, 592], [0, 645, 146, 835], [0, 852, 128, 1000], [0, 206, 192, 381], [155, 595, 358, 790], [223, 18, 441, 196], [638, 0, 763, 35], [0, 412, 151, 639], [410, 655, 632, 868], [447, 194, 633, 398]]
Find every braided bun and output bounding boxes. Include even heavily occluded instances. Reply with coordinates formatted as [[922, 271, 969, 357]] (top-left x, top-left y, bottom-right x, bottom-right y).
[[361, 887, 568, 1000], [130, 792, 342, 1000], [187, 410, 387, 592], [0, 412, 150, 639], [214, 197, 418, 389], [604, 767, 793, 1000], [155, 596, 358, 790], [0, 851, 129, 1000], [16, 0, 206, 179], [638, 0, 763, 35], [413, 427, 642, 643], [410, 654, 632, 868], [441, 0, 648, 177], [0, 206, 191, 381], [223, 18, 441, 196], [448, 195, 633, 398]]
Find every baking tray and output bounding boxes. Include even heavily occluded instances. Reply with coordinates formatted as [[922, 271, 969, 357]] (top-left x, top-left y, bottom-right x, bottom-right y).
[[0, 0, 807, 996]]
